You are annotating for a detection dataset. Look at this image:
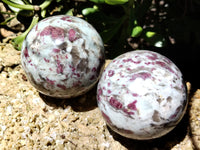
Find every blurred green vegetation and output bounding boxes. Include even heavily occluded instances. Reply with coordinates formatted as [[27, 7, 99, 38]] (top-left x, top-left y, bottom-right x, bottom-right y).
[[1, 0, 200, 58]]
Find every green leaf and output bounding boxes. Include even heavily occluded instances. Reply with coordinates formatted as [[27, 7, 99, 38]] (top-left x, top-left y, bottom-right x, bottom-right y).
[[146, 31, 156, 38], [2, 0, 33, 11], [12, 15, 39, 50], [131, 26, 143, 37], [144, 31, 166, 48], [89, 0, 105, 3], [0, 16, 15, 25], [2, 0, 53, 11], [66, 8, 74, 16], [82, 6, 98, 16], [41, 9, 46, 18], [7, 0, 25, 12], [105, 0, 128, 5], [21, 0, 31, 5], [18, 9, 34, 17], [39, 0, 53, 10]]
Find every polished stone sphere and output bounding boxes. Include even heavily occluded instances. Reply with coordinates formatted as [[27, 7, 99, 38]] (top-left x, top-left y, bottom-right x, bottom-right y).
[[97, 50, 187, 140], [21, 15, 105, 98]]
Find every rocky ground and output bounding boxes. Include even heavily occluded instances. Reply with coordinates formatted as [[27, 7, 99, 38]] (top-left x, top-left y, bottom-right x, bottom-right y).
[[1, 1, 200, 149], [0, 42, 199, 150]]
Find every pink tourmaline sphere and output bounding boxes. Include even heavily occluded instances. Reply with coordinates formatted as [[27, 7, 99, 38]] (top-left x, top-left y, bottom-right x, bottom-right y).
[[97, 50, 187, 140], [21, 15, 105, 98]]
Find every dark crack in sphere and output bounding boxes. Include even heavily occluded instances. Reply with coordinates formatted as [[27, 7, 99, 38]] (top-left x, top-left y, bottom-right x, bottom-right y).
[[21, 15, 105, 98], [97, 50, 187, 140]]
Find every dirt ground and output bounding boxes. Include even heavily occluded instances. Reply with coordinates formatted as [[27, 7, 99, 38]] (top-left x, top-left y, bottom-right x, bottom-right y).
[[0, 42, 199, 150]]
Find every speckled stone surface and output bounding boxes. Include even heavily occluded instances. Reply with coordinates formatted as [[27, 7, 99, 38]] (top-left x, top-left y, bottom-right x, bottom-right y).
[[97, 50, 187, 140], [21, 15, 105, 98]]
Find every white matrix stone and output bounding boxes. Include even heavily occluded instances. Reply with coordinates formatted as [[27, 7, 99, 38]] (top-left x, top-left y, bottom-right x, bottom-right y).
[[21, 15, 105, 98], [97, 50, 187, 140]]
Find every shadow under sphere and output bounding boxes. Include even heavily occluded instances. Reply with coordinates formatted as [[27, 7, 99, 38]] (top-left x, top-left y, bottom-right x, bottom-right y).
[[39, 85, 98, 112]]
